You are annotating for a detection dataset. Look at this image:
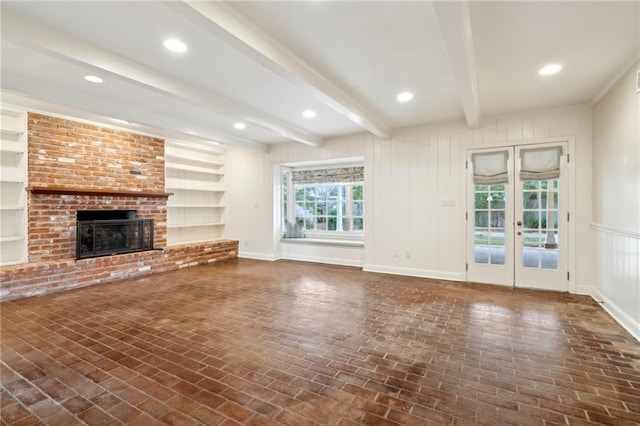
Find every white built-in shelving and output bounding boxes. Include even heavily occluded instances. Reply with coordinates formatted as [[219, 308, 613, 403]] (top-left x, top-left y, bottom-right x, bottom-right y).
[[165, 140, 225, 245], [0, 108, 28, 266]]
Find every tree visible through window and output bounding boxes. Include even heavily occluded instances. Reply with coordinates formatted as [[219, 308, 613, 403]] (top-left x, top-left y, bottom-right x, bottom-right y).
[[294, 182, 363, 231], [282, 165, 364, 234]]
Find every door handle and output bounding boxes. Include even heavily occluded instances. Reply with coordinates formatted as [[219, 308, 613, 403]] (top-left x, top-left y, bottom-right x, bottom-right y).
[[516, 221, 522, 226], [517, 231, 522, 235]]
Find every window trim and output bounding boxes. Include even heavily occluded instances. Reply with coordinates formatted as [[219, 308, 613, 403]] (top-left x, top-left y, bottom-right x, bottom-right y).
[[280, 160, 364, 241], [292, 181, 364, 234]]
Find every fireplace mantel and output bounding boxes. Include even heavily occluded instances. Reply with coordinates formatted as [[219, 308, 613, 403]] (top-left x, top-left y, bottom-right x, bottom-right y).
[[28, 186, 173, 198]]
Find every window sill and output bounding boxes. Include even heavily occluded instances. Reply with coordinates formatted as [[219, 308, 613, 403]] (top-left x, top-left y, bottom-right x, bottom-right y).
[[281, 237, 364, 248]]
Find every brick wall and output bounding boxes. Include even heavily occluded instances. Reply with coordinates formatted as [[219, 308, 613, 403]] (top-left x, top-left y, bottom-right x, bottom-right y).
[[28, 194, 167, 262], [27, 113, 168, 262], [0, 114, 237, 300], [28, 113, 165, 191], [1, 240, 238, 300]]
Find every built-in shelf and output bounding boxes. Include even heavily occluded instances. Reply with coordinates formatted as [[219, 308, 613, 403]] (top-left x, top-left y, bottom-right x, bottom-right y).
[[0, 128, 24, 136], [165, 147, 224, 167], [1, 177, 25, 183], [167, 222, 224, 229], [165, 186, 224, 192], [1, 108, 28, 266], [167, 205, 225, 208], [0, 236, 24, 243], [165, 162, 224, 176], [28, 186, 174, 198], [165, 178, 223, 192], [0, 147, 25, 154], [165, 140, 225, 245]]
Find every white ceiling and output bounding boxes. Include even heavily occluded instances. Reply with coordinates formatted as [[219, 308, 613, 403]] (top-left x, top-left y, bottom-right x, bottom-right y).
[[1, 1, 638, 151]]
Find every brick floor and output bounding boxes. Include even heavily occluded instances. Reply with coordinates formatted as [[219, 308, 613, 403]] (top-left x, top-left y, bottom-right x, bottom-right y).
[[1, 258, 639, 425]]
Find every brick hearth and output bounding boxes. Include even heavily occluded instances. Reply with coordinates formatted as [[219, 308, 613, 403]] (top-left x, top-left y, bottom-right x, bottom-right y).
[[0, 114, 237, 300]]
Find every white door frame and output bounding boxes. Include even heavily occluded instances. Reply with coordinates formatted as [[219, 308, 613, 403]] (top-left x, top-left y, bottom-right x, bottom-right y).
[[466, 137, 576, 292]]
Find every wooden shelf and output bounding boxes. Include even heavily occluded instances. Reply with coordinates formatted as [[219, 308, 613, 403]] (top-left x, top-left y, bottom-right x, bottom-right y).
[[167, 205, 225, 208], [166, 163, 224, 175], [167, 222, 224, 229], [165, 186, 223, 193], [0, 128, 24, 136], [0, 236, 24, 242], [0, 109, 27, 266], [0, 147, 25, 154], [165, 149, 224, 166], [28, 186, 174, 198], [165, 140, 225, 244]]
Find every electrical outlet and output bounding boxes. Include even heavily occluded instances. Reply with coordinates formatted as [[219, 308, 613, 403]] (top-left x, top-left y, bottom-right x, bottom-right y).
[[392, 249, 398, 257], [405, 250, 411, 259], [243, 240, 249, 247]]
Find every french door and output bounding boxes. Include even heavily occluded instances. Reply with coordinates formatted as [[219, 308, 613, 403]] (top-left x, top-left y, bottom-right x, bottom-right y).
[[466, 143, 568, 291]]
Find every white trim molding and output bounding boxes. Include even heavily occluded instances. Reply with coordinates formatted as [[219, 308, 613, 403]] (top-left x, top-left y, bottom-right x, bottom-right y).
[[592, 223, 640, 239], [591, 53, 640, 106], [590, 288, 640, 342], [238, 251, 280, 261], [590, 225, 640, 342], [363, 264, 465, 282]]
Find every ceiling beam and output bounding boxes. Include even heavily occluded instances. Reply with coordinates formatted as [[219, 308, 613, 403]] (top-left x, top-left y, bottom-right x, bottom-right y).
[[1, 10, 321, 148], [1, 88, 270, 153], [432, 1, 482, 129], [176, 1, 392, 139]]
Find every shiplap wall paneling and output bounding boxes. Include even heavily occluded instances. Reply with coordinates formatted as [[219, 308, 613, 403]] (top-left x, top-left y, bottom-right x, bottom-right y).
[[593, 227, 640, 339], [225, 147, 274, 258], [225, 104, 593, 289]]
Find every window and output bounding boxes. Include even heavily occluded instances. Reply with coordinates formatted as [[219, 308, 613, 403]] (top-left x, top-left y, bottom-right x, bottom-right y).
[[473, 183, 506, 265], [282, 164, 364, 235]]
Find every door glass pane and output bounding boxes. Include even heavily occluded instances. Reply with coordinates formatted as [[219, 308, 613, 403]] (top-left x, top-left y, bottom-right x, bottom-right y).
[[475, 211, 488, 227], [523, 230, 541, 247], [521, 179, 559, 270], [489, 229, 505, 265], [474, 185, 505, 265], [474, 230, 488, 264], [523, 192, 538, 209]]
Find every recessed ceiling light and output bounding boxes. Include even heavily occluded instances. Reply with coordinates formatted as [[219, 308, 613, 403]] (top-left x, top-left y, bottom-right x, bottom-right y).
[[234, 122, 246, 130], [539, 64, 562, 76], [302, 110, 316, 119], [163, 38, 188, 53], [84, 75, 103, 84], [396, 91, 414, 102]]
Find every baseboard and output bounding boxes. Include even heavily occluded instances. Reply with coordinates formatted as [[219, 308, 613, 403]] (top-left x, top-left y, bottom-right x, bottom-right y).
[[238, 251, 280, 261], [590, 287, 640, 342], [280, 253, 363, 267], [362, 264, 465, 282], [575, 284, 593, 295]]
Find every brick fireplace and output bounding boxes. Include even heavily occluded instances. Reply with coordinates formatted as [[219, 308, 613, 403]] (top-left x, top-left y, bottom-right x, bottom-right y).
[[76, 210, 153, 259], [0, 114, 237, 300]]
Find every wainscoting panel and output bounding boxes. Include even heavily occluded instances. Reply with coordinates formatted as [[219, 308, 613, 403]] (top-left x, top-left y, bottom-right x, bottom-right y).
[[592, 224, 640, 340]]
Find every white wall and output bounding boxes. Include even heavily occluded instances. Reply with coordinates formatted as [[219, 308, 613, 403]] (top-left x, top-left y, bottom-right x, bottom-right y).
[[225, 104, 594, 291], [592, 61, 640, 340]]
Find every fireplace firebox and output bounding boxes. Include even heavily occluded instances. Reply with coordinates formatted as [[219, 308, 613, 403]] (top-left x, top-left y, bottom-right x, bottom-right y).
[[76, 210, 154, 259]]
